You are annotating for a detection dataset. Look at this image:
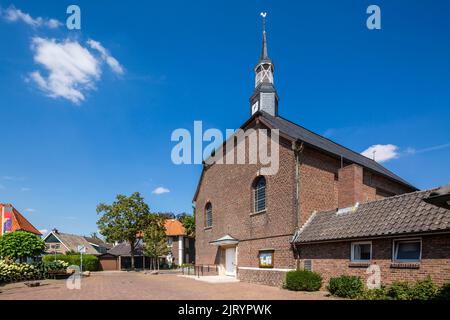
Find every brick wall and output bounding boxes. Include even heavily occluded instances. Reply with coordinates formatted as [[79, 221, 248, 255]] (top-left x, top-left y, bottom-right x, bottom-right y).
[[194, 118, 416, 287], [298, 234, 450, 286], [238, 269, 289, 287]]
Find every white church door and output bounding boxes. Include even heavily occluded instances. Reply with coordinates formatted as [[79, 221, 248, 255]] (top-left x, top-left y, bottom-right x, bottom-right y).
[[225, 247, 236, 277]]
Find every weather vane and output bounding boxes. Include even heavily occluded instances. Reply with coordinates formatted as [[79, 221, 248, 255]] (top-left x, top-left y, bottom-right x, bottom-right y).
[[260, 12, 267, 32]]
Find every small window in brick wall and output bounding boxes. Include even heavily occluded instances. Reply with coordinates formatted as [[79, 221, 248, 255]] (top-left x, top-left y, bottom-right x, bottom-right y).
[[303, 259, 312, 271]]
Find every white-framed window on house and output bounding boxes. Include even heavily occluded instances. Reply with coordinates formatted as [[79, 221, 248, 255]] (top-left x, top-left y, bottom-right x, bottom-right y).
[[167, 237, 173, 247], [393, 239, 422, 262], [351, 241, 372, 262]]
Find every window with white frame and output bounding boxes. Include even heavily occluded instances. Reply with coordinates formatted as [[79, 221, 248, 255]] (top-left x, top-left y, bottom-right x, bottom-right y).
[[205, 202, 213, 228], [167, 237, 173, 247], [351, 241, 372, 262], [253, 176, 266, 213], [393, 239, 421, 262]]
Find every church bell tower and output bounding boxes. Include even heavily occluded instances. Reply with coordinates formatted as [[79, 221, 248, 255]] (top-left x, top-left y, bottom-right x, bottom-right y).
[[250, 12, 278, 117]]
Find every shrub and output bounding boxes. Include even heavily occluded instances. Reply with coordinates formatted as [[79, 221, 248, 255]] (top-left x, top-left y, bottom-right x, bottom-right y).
[[411, 276, 439, 300], [328, 275, 364, 298], [387, 281, 412, 300], [436, 283, 450, 300], [42, 254, 99, 271], [0, 231, 45, 261], [285, 269, 323, 292], [358, 286, 389, 300], [0, 260, 42, 283]]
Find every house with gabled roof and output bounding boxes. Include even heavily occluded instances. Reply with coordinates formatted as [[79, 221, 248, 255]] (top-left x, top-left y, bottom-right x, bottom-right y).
[[1, 203, 41, 236], [43, 229, 100, 255], [99, 219, 195, 270]]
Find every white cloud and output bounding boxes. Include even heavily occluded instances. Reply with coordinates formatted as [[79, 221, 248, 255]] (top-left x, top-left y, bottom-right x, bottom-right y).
[[25, 208, 36, 212], [39, 229, 48, 234], [29, 37, 101, 104], [361, 144, 399, 163], [152, 187, 170, 195], [87, 39, 124, 75], [21, 187, 31, 192], [2, 5, 62, 29], [2, 175, 25, 181]]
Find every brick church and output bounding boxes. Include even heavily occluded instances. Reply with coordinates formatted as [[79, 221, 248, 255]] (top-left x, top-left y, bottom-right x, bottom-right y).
[[193, 18, 450, 287]]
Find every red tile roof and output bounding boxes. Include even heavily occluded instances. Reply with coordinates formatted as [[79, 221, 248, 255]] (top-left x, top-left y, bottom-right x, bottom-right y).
[[164, 219, 186, 236], [0, 204, 42, 236]]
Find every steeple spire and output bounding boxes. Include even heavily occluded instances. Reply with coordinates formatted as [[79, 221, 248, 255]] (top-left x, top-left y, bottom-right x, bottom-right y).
[[260, 12, 269, 62], [249, 12, 278, 117]]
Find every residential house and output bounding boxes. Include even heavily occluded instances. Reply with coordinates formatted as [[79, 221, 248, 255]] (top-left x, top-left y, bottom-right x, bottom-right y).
[[43, 229, 100, 255], [0, 203, 41, 236], [193, 21, 449, 287], [100, 219, 195, 270]]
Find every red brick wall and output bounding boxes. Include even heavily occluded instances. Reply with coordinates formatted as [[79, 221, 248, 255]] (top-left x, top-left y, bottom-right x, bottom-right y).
[[194, 119, 416, 286], [298, 234, 450, 286]]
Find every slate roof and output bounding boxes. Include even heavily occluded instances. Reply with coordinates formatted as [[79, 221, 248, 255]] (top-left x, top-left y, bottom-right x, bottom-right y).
[[258, 112, 416, 190], [193, 111, 416, 201], [292, 188, 450, 243]]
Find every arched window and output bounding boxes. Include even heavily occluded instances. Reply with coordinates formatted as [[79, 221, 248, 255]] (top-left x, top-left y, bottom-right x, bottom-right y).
[[205, 203, 213, 227], [253, 176, 266, 212]]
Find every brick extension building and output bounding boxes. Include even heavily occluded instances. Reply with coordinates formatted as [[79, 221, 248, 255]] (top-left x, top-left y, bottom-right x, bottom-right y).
[[193, 21, 449, 287]]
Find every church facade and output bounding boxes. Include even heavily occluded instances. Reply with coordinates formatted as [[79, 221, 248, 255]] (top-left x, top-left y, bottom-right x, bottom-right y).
[[192, 22, 430, 286]]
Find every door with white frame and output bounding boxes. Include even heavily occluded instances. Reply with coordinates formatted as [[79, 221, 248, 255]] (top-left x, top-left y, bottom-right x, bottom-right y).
[[225, 247, 236, 277]]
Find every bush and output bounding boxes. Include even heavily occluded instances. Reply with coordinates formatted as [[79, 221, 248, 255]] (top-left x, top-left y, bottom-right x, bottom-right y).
[[328, 275, 364, 298], [358, 277, 446, 300], [285, 269, 323, 292], [358, 286, 389, 300], [436, 283, 450, 300], [0, 260, 42, 283], [42, 254, 99, 271], [411, 276, 439, 300]]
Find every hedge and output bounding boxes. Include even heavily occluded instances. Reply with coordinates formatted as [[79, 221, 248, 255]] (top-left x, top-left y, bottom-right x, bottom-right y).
[[328, 274, 448, 300], [42, 254, 99, 271], [284, 269, 323, 291]]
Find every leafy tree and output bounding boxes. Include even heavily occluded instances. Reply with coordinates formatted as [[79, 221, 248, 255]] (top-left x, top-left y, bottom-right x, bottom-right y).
[[0, 231, 45, 261], [96, 192, 151, 270], [179, 213, 195, 237], [142, 214, 170, 270]]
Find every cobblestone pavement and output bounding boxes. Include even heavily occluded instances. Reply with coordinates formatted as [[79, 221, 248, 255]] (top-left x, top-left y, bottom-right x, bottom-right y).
[[0, 271, 335, 300]]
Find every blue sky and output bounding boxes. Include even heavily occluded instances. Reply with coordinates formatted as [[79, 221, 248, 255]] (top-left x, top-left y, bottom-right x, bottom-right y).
[[0, 0, 449, 236]]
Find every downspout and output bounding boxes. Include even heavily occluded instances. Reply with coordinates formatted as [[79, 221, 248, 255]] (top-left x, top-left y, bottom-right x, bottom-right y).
[[292, 139, 304, 270], [292, 139, 304, 229]]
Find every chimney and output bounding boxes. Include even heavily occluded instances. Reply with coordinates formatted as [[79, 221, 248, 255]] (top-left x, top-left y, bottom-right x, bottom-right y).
[[338, 164, 364, 208], [52, 228, 59, 234]]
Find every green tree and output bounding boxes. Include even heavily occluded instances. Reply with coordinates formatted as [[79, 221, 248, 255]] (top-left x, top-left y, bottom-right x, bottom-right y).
[[179, 213, 195, 237], [96, 192, 151, 270], [0, 231, 45, 261], [142, 214, 170, 270]]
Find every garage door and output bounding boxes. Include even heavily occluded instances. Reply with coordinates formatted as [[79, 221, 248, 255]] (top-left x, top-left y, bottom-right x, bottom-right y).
[[99, 257, 118, 271]]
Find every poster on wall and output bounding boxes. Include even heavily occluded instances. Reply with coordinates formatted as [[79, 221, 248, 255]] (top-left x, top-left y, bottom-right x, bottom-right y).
[[2, 205, 13, 235], [259, 250, 274, 268]]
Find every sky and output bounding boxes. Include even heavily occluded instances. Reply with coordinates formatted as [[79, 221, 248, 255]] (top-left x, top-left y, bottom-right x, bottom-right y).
[[0, 0, 449, 236]]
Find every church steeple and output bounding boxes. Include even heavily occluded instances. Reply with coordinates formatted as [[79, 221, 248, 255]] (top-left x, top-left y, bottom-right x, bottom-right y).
[[250, 12, 278, 117]]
